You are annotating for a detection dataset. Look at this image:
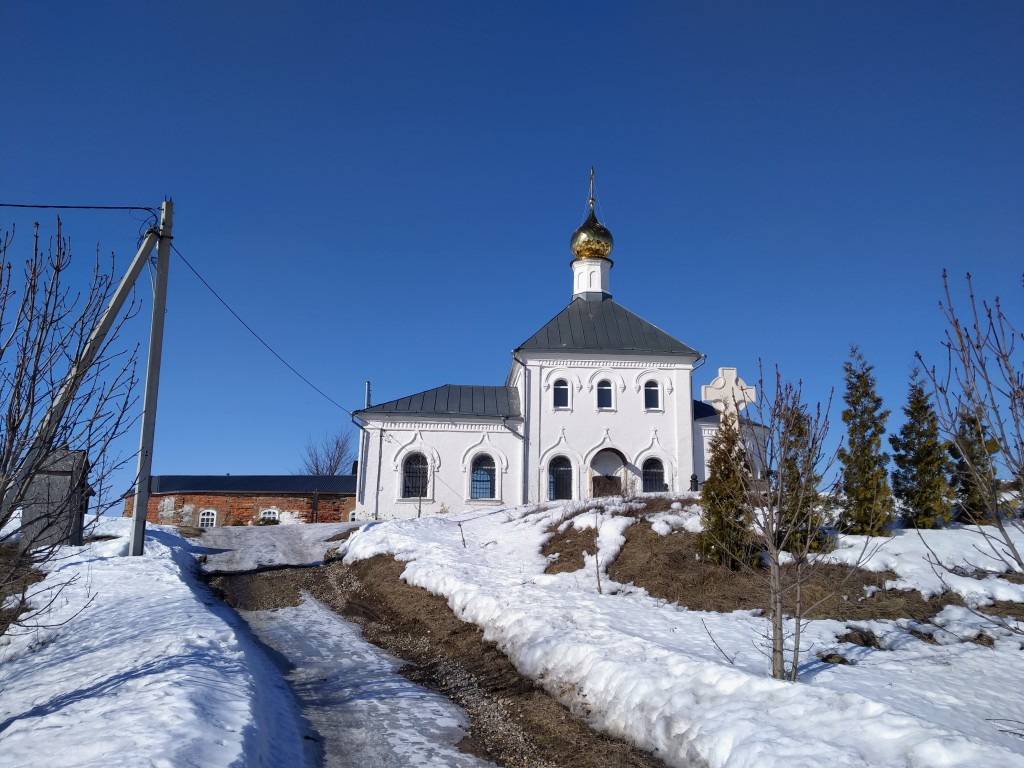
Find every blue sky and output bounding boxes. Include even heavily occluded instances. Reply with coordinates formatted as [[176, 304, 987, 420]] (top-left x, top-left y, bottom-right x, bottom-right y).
[[2, 2, 1021, 499]]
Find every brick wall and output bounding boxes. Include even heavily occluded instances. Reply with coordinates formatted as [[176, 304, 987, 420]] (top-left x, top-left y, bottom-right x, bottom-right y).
[[124, 492, 355, 527]]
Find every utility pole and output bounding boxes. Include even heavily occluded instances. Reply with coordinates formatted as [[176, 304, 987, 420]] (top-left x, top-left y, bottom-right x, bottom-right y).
[[0, 211, 162, 529], [129, 200, 173, 556]]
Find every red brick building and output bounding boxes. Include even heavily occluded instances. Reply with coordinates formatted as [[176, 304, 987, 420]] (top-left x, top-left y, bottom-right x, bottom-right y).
[[124, 475, 356, 527]]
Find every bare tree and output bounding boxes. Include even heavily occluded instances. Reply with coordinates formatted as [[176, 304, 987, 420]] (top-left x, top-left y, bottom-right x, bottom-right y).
[[0, 219, 139, 635], [917, 271, 1024, 574], [738, 369, 841, 680], [298, 428, 356, 475]]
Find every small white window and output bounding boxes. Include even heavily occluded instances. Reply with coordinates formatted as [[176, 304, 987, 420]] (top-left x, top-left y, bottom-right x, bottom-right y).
[[198, 509, 217, 528], [597, 379, 613, 409], [259, 509, 280, 522]]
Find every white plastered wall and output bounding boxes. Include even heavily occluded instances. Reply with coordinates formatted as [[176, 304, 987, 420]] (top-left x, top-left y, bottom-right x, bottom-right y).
[[353, 416, 524, 521], [520, 351, 696, 503]]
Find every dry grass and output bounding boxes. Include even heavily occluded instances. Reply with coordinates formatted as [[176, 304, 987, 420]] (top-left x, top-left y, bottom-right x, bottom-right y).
[[542, 505, 965, 622], [324, 527, 359, 543], [0, 543, 46, 634]]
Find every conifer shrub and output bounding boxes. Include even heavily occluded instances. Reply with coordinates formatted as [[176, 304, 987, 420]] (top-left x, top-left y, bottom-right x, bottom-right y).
[[837, 347, 894, 535], [698, 420, 753, 569], [890, 368, 954, 528], [949, 406, 1000, 524]]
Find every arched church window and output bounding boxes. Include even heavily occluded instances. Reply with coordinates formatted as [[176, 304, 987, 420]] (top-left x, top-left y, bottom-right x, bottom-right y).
[[644, 380, 660, 410], [642, 459, 665, 493], [553, 379, 569, 409], [198, 509, 217, 528], [548, 456, 573, 501], [597, 380, 613, 409], [470, 454, 496, 499], [402, 453, 429, 498]]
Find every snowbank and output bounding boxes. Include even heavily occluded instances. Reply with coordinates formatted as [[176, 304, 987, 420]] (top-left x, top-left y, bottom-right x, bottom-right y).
[[342, 503, 1024, 768], [0, 519, 312, 768]]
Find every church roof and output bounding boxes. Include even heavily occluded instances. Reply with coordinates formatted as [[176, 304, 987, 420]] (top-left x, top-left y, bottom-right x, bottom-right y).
[[515, 295, 700, 358], [357, 385, 522, 418], [151, 475, 356, 495]]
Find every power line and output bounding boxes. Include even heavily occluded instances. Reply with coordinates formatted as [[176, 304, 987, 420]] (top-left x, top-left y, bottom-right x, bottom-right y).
[[0, 203, 157, 214], [170, 243, 353, 417]]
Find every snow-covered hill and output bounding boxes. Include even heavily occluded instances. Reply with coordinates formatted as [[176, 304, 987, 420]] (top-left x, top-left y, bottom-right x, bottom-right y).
[[3, 502, 1024, 767]]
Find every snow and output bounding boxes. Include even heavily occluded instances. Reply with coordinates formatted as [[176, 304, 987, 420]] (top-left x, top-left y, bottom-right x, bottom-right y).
[[2, 505, 1024, 767], [242, 594, 491, 768], [197, 521, 359, 572], [0, 518, 314, 768], [340, 504, 1024, 768]]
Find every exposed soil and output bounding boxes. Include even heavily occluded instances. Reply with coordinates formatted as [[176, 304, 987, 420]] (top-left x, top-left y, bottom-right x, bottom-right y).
[[604, 518, 964, 622], [0, 543, 46, 634], [210, 557, 668, 768], [205, 499, 1024, 767]]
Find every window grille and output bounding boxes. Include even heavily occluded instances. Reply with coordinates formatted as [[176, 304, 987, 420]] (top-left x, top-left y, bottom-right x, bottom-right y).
[[642, 459, 665, 493], [471, 454, 496, 499], [260, 509, 280, 522], [548, 456, 573, 500], [553, 379, 569, 408], [597, 380, 613, 409], [403, 453, 429, 498], [198, 509, 217, 528], [644, 380, 660, 410]]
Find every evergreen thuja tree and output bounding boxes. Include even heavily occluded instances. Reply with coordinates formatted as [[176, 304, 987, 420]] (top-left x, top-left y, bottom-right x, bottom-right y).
[[698, 419, 751, 569], [949, 406, 1000, 524], [777, 402, 829, 552], [889, 368, 954, 528], [837, 346, 894, 535]]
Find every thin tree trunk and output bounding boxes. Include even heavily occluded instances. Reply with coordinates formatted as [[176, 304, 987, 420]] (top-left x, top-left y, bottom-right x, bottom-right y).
[[790, 561, 804, 681], [770, 558, 785, 679]]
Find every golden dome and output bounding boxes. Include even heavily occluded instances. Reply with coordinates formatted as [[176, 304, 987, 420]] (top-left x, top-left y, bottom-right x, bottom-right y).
[[570, 201, 614, 260]]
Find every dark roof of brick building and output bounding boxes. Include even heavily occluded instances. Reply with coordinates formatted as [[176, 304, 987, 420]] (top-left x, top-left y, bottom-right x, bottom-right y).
[[151, 475, 356, 495]]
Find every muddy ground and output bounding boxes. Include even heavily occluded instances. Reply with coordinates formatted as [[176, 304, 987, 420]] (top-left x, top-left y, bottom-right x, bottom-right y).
[[207, 500, 1011, 767], [210, 556, 668, 768]]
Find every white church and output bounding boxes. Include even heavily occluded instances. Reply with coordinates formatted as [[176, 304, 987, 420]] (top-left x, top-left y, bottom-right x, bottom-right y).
[[353, 182, 752, 521]]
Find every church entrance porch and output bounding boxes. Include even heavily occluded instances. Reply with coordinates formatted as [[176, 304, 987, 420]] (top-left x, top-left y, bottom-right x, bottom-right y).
[[590, 449, 627, 498]]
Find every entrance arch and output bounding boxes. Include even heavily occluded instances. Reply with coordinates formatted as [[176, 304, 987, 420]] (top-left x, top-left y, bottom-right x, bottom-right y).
[[590, 448, 627, 497]]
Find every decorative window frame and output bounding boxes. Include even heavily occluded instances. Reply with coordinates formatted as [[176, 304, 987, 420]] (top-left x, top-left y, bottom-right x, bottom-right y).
[[198, 509, 217, 528], [585, 369, 625, 413], [259, 508, 280, 522], [633, 444, 677, 493], [391, 431, 441, 503], [542, 368, 583, 412], [460, 433, 508, 502], [633, 369, 673, 413], [539, 435, 584, 502]]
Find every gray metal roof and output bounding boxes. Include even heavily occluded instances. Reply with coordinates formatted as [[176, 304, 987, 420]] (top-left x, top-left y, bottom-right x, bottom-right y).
[[151, 475, 357, 495], [357, 385, 522, 418], [693, 400, 719, 420], [516, 295, 700, 358]]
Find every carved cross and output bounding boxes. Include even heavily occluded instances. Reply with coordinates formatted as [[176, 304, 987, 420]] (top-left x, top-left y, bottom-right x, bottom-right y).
[[701, 367, 756, 425]]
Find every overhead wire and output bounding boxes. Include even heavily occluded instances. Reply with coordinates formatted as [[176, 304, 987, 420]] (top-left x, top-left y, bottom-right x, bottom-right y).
[[171, 245, 472, 500], [170, 243, 353, 416], [0, 200, 480, 500]]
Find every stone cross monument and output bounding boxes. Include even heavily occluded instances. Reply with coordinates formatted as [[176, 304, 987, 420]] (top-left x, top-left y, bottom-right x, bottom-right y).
[[701, 367, 756, 426]]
